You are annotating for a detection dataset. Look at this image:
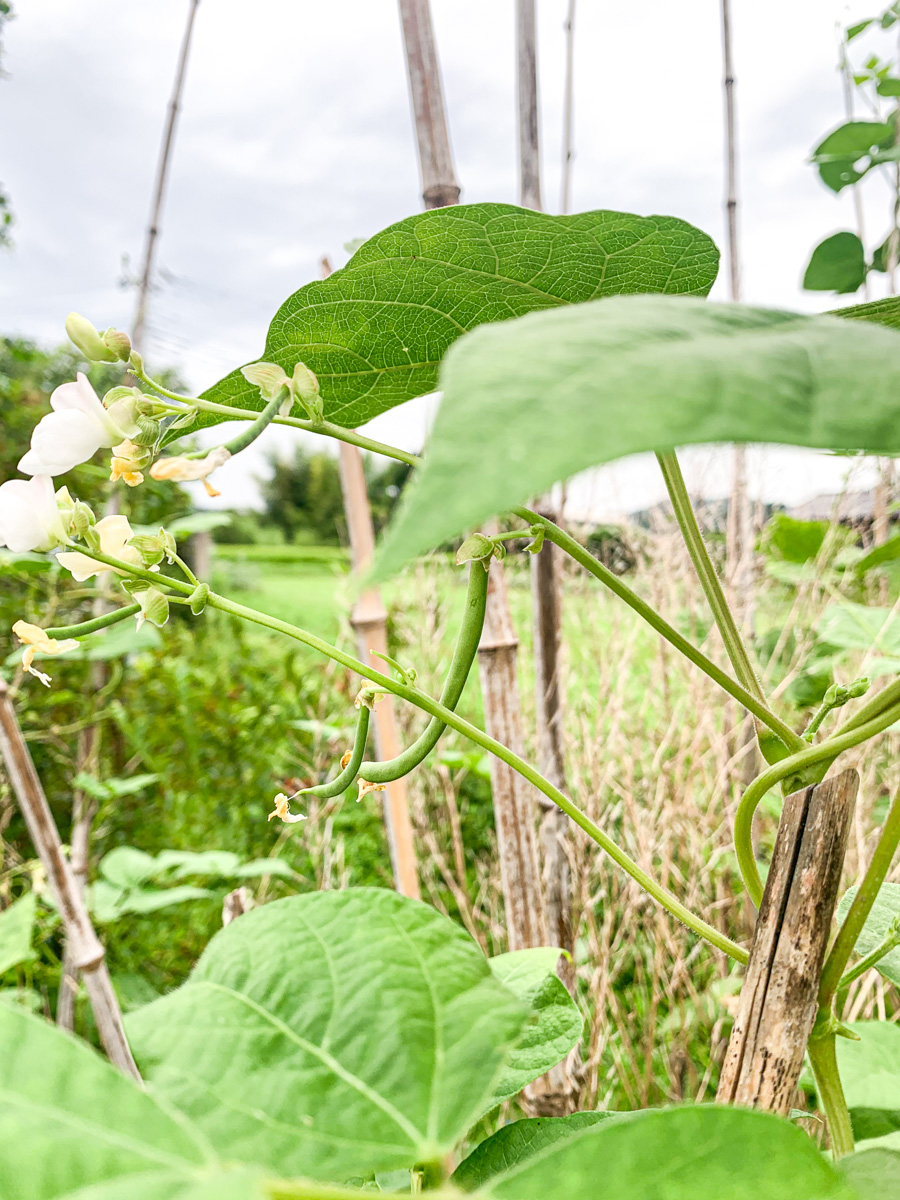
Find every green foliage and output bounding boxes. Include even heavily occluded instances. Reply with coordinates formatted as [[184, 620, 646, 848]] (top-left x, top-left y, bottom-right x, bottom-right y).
[[453, 1113, 613, 1189], [375, 297, 900, 577], [811, 120, 895, 193], [803, 232, 867, 292], [201, 204, 719, 432], [456, 1108, 853, 1200], [0, 1002, 215, 1200], [127, 889, 530, 1179], [482, 948, 583, 1110], [837, 883, 900, 986], [836, 1020, 900, 1140], [840, 1147, 900, 1197], [763, 514, 831, 563], [0, 892, 36, 975], [831, 295, 900, 330]]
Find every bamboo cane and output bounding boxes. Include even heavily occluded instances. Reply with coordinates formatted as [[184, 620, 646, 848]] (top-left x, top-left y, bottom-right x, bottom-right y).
[[0, 680, 140, 1079], [396, 0, 548, 952]]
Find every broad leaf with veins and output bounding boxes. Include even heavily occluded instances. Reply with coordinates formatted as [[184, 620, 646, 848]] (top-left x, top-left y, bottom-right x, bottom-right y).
[[196, 203, 719, 433]]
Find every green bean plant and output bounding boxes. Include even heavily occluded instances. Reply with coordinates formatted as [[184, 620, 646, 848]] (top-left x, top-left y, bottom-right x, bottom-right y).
[[4, 202, 900, 1198], [804, 1, 900, 295]]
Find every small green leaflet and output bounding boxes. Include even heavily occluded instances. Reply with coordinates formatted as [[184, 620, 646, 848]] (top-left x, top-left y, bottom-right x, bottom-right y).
[[197, 203, 719, 433], [374, 296, 900, 578], [481, 947, 583, 1112]]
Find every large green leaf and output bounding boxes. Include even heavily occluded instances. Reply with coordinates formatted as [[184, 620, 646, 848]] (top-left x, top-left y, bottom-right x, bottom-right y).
[[840, 1147, 900, 1199], [0, 893, 36, 976], [0, 1002, 215, 1199], [803, 232, 867, 293], [453, 1112, 613, 1190], [817, 603, 900, 656], [198, 204, 719, 431], [837, 883, 900, 987], [831, 295, 900, 331], [126, 888, 528, 1181], [482, 948, 583, 1110], [453, 1106, 853, 1199], [835, 1020, 900, 1141], [375, 296, 900, 577]]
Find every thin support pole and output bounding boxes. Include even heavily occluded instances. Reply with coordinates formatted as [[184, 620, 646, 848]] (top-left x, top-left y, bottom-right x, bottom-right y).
[[131, 0, 202, 352], [0, 680, 140, 1079]]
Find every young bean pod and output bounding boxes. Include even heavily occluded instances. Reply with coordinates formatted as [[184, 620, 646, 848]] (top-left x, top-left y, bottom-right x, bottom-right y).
[[294, 704, 371, 800], [359, 562, 489, 785]]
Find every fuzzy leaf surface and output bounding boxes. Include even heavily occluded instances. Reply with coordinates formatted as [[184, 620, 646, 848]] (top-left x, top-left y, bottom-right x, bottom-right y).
[[375, 297, 900, 577]]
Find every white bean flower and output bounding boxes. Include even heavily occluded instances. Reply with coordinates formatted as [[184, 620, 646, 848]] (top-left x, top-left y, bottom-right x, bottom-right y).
[[0, 475, 67, 553], [56, 514, 143, 581], [19, 373, 140, 477]]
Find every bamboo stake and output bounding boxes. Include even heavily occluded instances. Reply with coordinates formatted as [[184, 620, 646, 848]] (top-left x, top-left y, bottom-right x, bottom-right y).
[[0, 680, 140, 1079], [397, 0, 461, 209], [716, 770, 857, 1113], [559, 0, 576, 215], [720, 0, 753, 607], [395, 0, 548, 951], [516, 0, 572, 962], [131, 0, 202, 353]]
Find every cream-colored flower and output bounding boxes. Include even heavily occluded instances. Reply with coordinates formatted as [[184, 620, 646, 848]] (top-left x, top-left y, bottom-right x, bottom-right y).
[[12, 621, 79, 687], [109, 440, 148, 487], [267, 792, 307, 824], [149, 445, 231, 497], [56, 514, 142, 581], [19, 374, 140, 476]]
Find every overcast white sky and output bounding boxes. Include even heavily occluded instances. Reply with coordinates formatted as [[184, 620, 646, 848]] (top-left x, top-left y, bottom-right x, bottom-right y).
[[0, 0, 893, 517]]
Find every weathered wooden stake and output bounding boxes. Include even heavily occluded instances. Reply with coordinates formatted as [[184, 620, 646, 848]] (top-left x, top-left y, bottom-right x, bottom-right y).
[[0, 680, 140, 1079], [396, 0, 547, 945], [716, 769, 858, 1113], [477, 564, 548, 951]]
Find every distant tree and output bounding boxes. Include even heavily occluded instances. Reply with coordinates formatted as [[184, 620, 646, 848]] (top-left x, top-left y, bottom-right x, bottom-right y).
[[261, 447, 347, 544], [365, 456, 413, 535], [260, 447, 412, 544]]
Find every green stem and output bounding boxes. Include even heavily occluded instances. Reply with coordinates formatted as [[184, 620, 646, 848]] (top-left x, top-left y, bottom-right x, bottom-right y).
[[820, 784, 900, 1004], [134, 367, 418, 466], [656, 450, 762, 703], [735, 708, 900, 908], [44, 604, 142, 639], [516, 508, 804, 756], [808, 1031, 855, 1159], [170, 553, 199, 588], [66, 543, 746, 959], [838, 930, 900, 991], [203, 589, 747, 963]]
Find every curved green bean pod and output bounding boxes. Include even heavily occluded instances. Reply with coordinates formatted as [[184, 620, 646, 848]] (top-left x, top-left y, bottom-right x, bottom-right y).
[[294, 705, 371, 800], [735, 702, 900, 908], [359, 562, 489, 785]]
